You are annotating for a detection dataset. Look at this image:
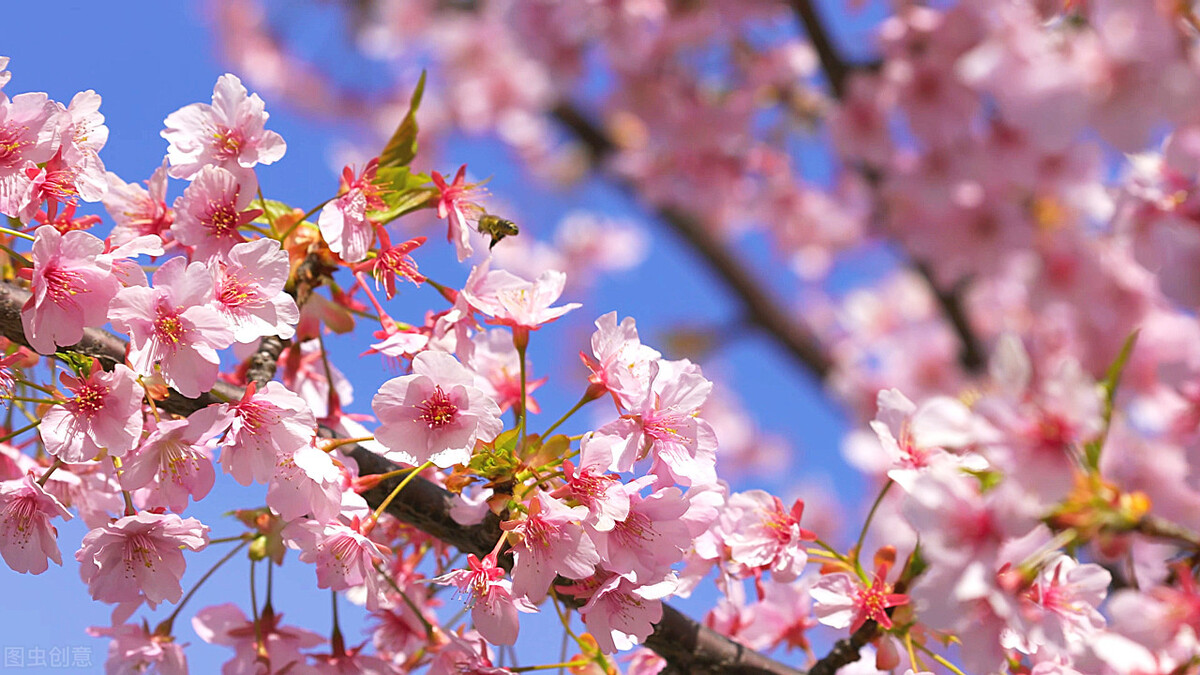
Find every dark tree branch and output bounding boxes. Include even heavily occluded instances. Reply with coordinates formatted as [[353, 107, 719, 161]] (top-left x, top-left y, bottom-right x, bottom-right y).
[[0, 280, 809, 675], [786, 0, 851, 98], [785, 0, 988, 374], [913, 263, 986, 373]]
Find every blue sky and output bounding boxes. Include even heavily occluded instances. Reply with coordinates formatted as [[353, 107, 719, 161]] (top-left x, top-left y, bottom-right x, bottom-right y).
[[1, 2, 875, 672]]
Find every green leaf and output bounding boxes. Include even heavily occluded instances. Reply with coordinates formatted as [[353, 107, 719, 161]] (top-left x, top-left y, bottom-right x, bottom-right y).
[[379, 70, 427, 169], [368, 168, 436, 224], [251, 198, 297, 228], [1084, 329, 1139, 470]]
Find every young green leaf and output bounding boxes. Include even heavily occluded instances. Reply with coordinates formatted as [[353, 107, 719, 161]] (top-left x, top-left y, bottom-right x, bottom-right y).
[[379, 70, 427, 169]]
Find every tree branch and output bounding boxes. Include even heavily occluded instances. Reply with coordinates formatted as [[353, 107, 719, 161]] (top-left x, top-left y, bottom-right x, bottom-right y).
[[784, 0, 988, 374], [550, 103, 834, 381], [786, 0, 851, 98], [0, 280, 808, 675]]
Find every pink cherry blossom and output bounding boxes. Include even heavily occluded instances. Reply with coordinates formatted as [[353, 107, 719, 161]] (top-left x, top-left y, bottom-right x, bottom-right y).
[[470, 328, 544, 414], [319, 158, 387, 263], [0, 92, 60, 222], [0, 474, 71, 574], [108, 255, 235, 398], [192, 603, 324, 675], [266, 442, 344, 523], [810, 562, 910, 633], [372, 350, 503, 469], [574, 573, 674, 654], [119, 416, 221, 513], [590, 485, 691, 584], [552, 457, 630, 532], [461, 261, 581, 335], [426, 631, 512, 675], [53, 89, 109, 203], [581, 312, 661, 410], [103, 162, 175, 245], [192, 380, 316, 486], [170, 165, 261, 261], [431, 164, 485, 262], [209, 237, 299, 342], [21, 225, 120, 355], [848, 387, 993, 491], [588, 359, 717, 487], [289, 518, 391, 609], [433, 552, 535, 646], [1003, 554, 1111, 657], [354, 234, 427, 300], [76, 511, 209, 608], [501, 493, 600, 602], [161, 73, 286, 179], [87, 623, 188, 675], [718, 490, 816, 583], [40, 362, 143, 463]]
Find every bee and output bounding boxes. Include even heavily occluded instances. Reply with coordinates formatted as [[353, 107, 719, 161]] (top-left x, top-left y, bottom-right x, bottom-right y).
[[476, 214, 519, 249]]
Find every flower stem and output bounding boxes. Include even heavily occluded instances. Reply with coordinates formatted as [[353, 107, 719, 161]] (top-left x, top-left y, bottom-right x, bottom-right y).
[[111, 456, 137, 516], [298, 197, 332, 229], [0, 226, 34, 241], [35, 457, 63, 487], [374, 561, 436, 641], [156, 539, 249, 635], [852, 479, 894, 578], [330, 589, 345, 656], [510, 661, 590, 673], [1, 418, 41, 445], [4, 395, 60, 404], [256, 187, 276, 230], [367, 460, 434, 531], [541, 389, 598, 438], [515, 332, 528, 449], [318, 435, 375, 452], [915, 642, 967, 675]]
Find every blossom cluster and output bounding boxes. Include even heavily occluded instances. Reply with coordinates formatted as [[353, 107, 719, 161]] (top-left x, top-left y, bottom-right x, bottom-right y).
[[7, 0, 1200, 670]]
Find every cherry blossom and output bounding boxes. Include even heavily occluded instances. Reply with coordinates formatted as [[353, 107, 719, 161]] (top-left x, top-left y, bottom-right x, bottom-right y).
[[431, 165, 484, 262], [209, 237, 299, 342], [76, 511, 209, 608], [716, 490, 816, 583], [0, 91, 60, 222], [0, 474, 71, 574], [170, 165, 260, 261], [118, 416, 220, 513], [87, 623, 188, 675], [108, 255, 235, 398], [811, 562, 910, 632], [103, 162, 174, 244], [461, 262, 581, 337], [40, 362, 143, 464], [161, 73, 286, 179], [501, 493, 600, 602], [191, 380, 316, 486], [21, 225, 120, 355], [573, 573, 675, 654], [289, 517, 390, 609], [266, 442, 345, 523], [372, 350, 502, 469], [53, 89, 109, 203], [581, 311, 661, 410], [319, 158, 387, 263], [354, 234, 426, 300], [433, 552, 535, 646], [191, 602, 323, 675]]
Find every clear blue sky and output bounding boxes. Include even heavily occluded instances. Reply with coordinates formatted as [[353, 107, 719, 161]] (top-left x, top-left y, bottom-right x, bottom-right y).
[[1, 2, 867, 672]]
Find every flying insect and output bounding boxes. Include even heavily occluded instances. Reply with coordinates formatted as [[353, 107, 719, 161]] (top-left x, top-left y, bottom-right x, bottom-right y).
[[476, 214, 520, 249]]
